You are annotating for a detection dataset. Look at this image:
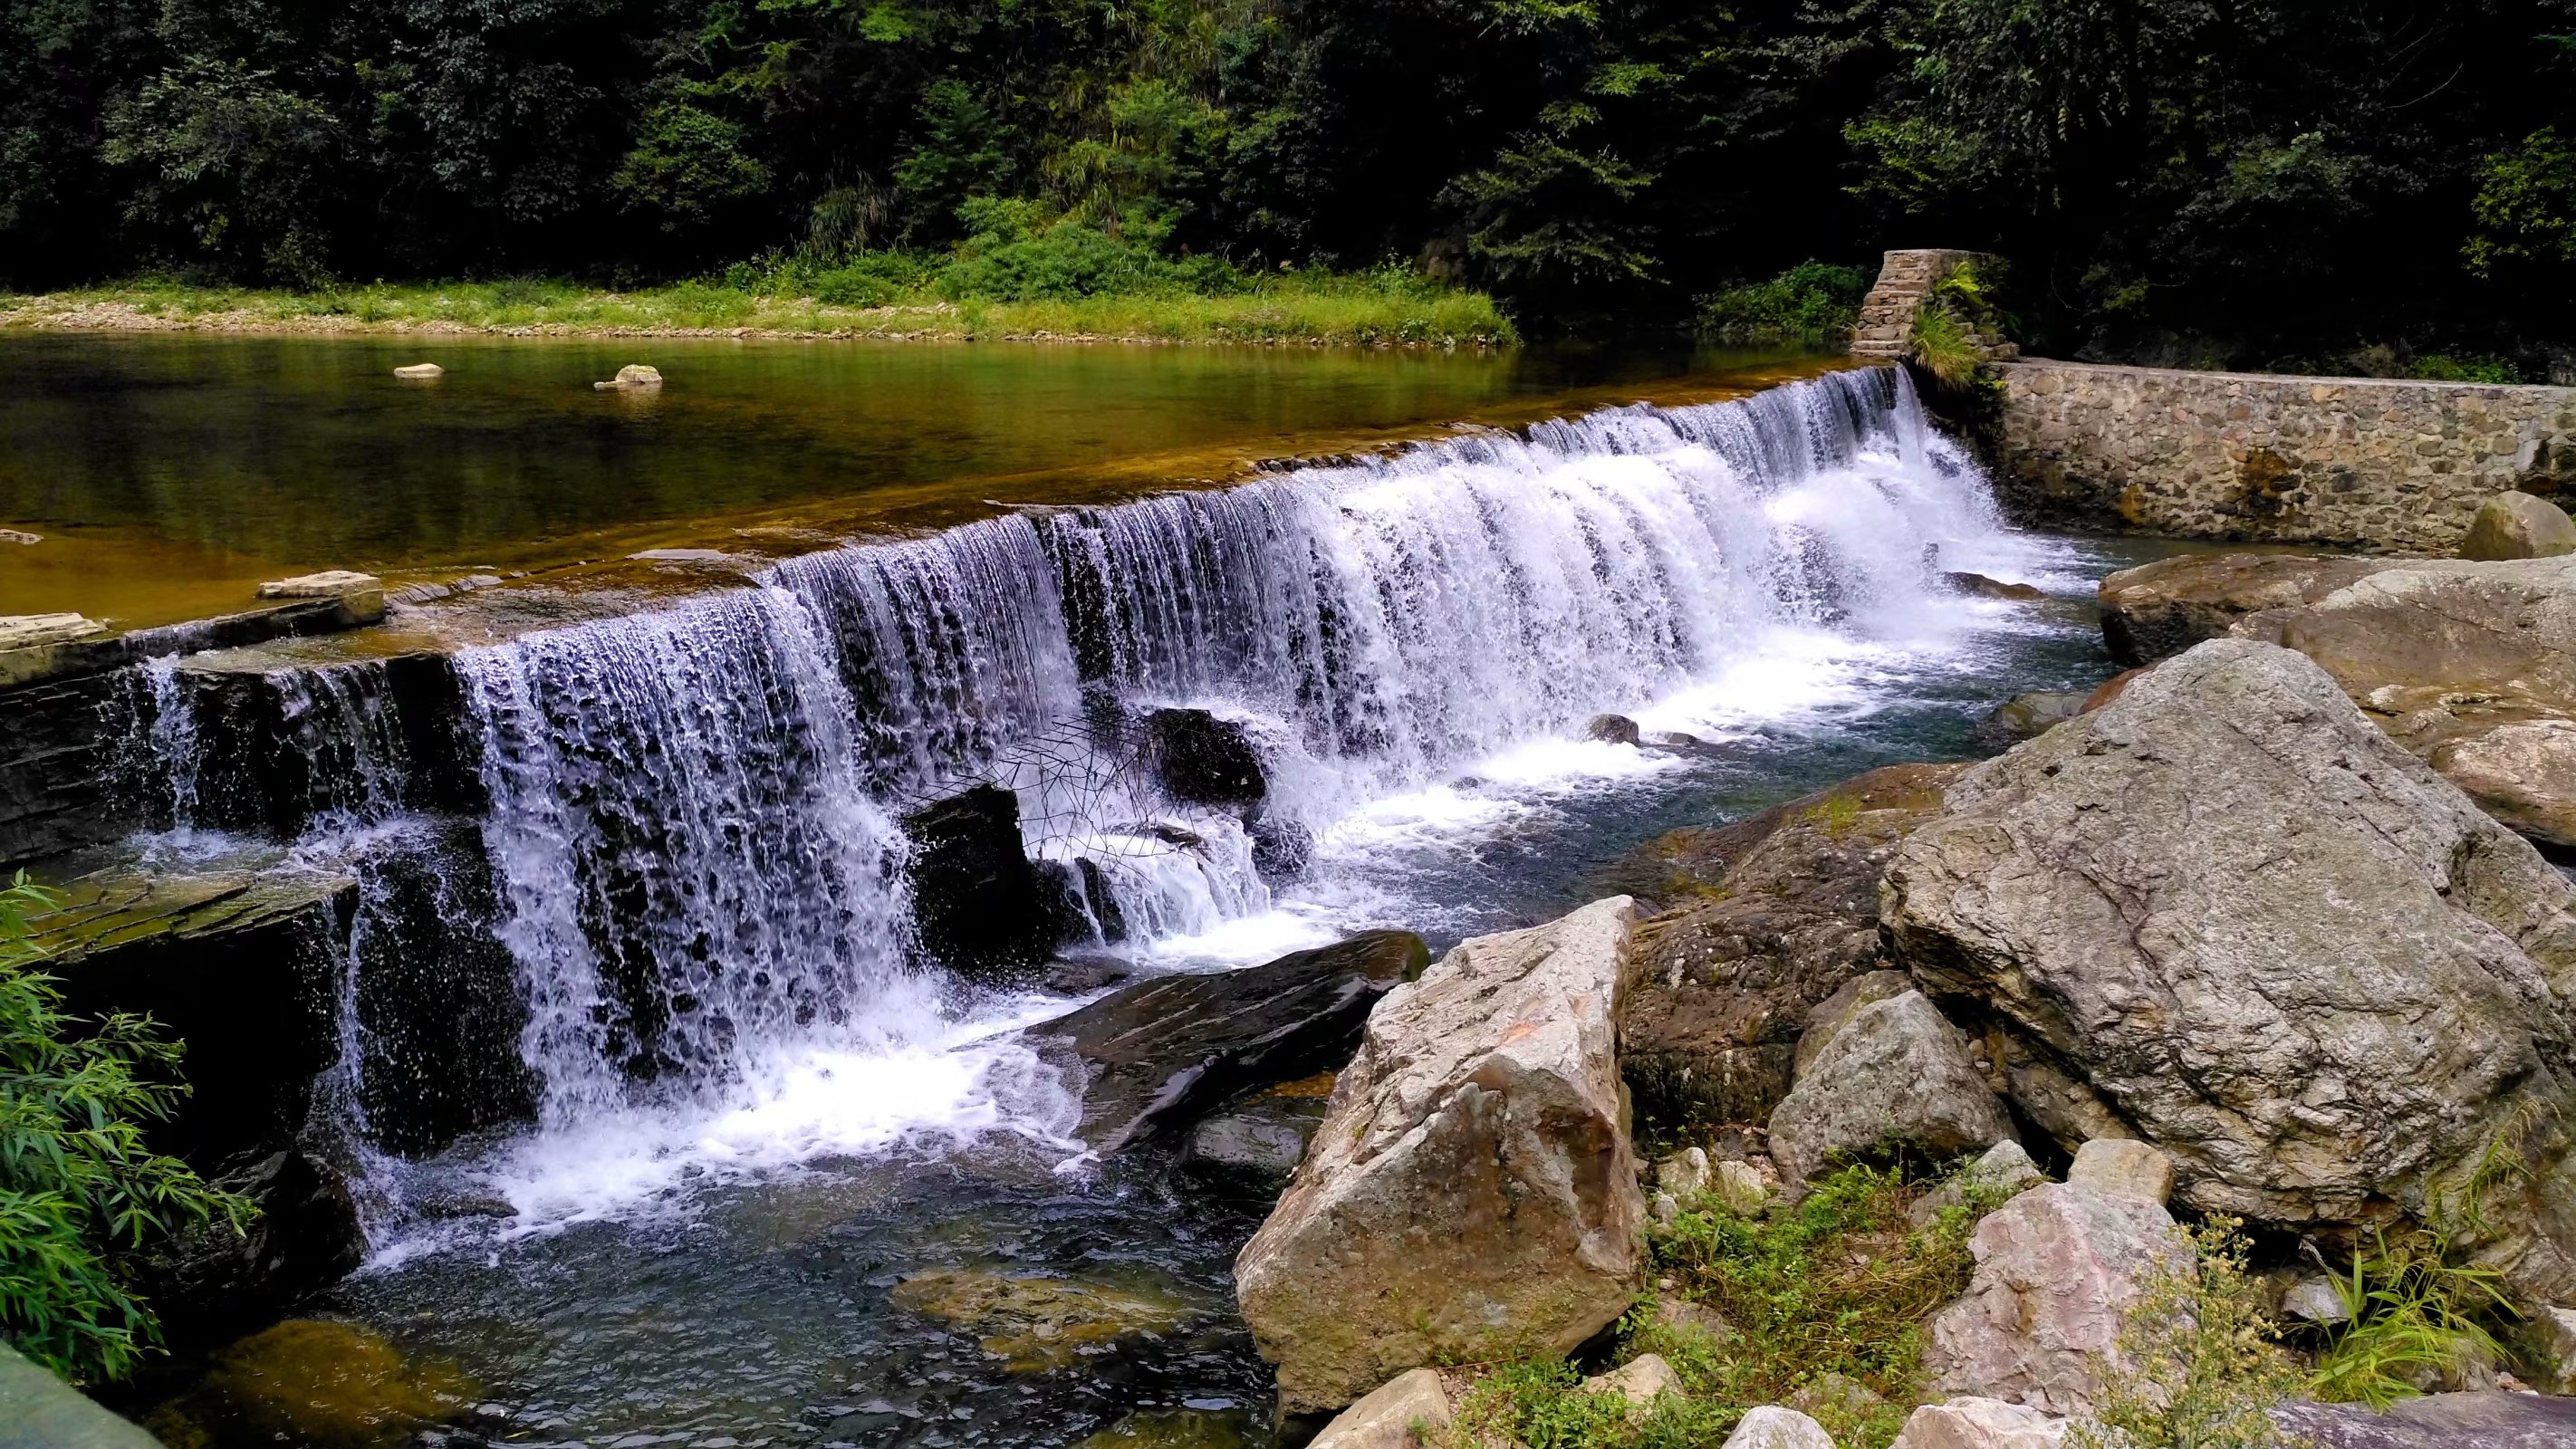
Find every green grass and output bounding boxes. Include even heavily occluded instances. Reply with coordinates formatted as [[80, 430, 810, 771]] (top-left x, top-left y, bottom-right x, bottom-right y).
[[2306, 1229, 2514, 1409], [1, 264, 1517, 349], [1444, 1165, 1996, 1449]]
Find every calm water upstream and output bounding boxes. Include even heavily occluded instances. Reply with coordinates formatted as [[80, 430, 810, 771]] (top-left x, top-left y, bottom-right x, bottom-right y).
[[0, 333, 1831, 628], [22, 341, 2171, 1449]]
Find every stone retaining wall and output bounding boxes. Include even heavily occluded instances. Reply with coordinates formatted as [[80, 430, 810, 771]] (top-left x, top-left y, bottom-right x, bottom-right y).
[[1994, 359, 2576, 551]]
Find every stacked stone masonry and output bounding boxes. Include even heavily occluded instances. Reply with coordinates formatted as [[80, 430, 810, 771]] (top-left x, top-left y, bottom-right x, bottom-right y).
[[1994, 360, 2576, 552], [1850, 248, 2016, 362]]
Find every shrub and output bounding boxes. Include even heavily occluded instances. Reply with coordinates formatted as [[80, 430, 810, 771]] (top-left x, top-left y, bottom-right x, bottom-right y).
[[2070, 1218, 2304, 1449], [809, 252, 938, 307], [0, 872, 249, 1385], [1907, 306, 1982, 388], [2409, 354, 2523, 384], [2307, 1229, 2514, 1410], [1697, 262, 1871, 344]]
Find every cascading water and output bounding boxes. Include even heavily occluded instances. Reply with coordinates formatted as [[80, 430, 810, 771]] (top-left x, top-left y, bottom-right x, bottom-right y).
[[417, 364, 2065, 1223]]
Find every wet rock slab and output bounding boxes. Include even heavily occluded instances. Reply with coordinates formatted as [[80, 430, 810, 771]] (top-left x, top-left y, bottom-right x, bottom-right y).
[[1046, 930, 1427, 1154]]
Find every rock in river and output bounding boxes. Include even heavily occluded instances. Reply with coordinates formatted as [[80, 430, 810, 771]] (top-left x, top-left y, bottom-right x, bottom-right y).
[[1235, 897, 1644, 1414], [1884, 639, 2576, 1303], [1620, 763, 1966, 1139], [2095, 552, 2394, 665], [1147, 708, 1268, 808], [1045, 931, 1426, 1154], [2460, 490, 2576, 561]]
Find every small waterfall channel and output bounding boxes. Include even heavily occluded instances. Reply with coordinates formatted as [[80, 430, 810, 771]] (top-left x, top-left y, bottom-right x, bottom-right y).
[[96, 365, 2081, 1233]]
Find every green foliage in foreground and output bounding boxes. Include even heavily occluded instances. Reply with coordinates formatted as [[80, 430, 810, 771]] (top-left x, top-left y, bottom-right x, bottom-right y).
[[2071, 1219, 2304, 1449], [0, 873, 248, 1385], [2308, 1230, 2514, 1411], [1697, 264, 1872, 346]]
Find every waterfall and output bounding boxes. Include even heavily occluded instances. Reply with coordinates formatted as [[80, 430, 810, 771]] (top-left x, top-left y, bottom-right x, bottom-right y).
[[444, 365, 2021, 1147]]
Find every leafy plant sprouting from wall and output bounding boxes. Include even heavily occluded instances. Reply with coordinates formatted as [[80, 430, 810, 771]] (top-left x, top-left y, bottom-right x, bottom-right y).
[[0, 871, 250, 1384]]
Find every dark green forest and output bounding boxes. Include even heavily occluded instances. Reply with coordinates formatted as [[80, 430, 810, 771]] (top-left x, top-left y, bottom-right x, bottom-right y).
[[5, 0, 2574, 365]]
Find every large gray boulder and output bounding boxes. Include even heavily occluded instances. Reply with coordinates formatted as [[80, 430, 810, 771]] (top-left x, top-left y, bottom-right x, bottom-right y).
[[2460, 491, 2576, 561], [1768, 991, 2014, 1185], [1235, 897, 1645, 1413], [1884, 640, 2576, 1302], [1923, 1183, 2189, 1415], [1889, 1397, 2070, 1449]]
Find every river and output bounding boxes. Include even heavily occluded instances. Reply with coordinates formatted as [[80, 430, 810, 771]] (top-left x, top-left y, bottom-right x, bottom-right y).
[[3, 339, 2157, 1448]]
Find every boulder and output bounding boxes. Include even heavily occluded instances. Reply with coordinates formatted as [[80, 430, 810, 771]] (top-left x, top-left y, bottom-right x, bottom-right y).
[[391, 362, 445, 379], [2460, 491, 2576, 561], [2280, 1274, 2351, 1325], [1306, 1368, 1452, 1449], [1946, 572, 2045, 600], [1234, 898, 1644, 1413], [902, 783, 1084, 977], [1715, 1158, 1770, 1215], [1047, 931, 1426, 1154], [1907, 1140, 2046, 1228], [1586, 1353, 1686, 1410], [2529, 1304, 2576, 1394], [1184, 1086, 1331, 1176], [1793, 969, 1912, 1080], [1586, 714, 1644, 745], [1975, 691, 2090, 744], [2065, 1138, 2172, 1206], [1622, 763, 1966, 1139], [595, 363, 664, 390], [2231, 555, 2576, 849], [1147, 708, 1268, 808], [138, 1147, 368, 1343], [2095, 552, 2396, 665], [1889, 1398, 2068, 1449], [1767, 991, 2015, 1185], [1720, 1406, 1831, 1449], [1883, 640, 2576, 1302], [1923, 1183, 2189, 1415], [2428, 718, 2576, 848], [34, 868, 356, 1163], [2272, 1391, 2576, 1449], [1658, 1146, 1714, 1199]]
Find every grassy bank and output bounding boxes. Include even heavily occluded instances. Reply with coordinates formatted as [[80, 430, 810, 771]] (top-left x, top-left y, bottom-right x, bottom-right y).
[[0, 267, 1516, 349]]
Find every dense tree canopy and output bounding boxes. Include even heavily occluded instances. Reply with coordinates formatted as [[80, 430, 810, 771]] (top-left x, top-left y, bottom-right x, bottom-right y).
[[5, 0, 2572, 362]]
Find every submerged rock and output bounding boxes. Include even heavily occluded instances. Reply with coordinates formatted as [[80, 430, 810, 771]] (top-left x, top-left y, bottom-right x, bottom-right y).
[[2461, 491, 2576, 561], [2095, 552, 2394, 665], [1620, 763, 1966, 1139], [1078, 1408, 1252, 1449], [1768, 990, 2015, 1185], [1185, 1072, 1336, 1176], [1235, 897, 1644, 1413], [888, 1268, 1197, 1374], [1885, 640, 2576, 1303], [1975, 690, 2091, 744], [1046, 931, 1425, 1154], [145, 1318, 476, 1449], [1924, 1183, 2189, 1415]]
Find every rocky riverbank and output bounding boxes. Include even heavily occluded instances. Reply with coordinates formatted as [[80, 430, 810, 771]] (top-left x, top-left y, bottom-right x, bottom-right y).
[[1220, 505, 2576, 1449]]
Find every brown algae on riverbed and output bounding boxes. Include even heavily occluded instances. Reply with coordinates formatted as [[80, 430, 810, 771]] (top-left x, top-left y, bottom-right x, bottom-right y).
[[142, 1319, 477, 1449]]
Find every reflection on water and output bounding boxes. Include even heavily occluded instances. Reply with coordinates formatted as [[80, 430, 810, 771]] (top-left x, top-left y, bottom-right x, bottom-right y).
[[0, 333, 1832, 626]]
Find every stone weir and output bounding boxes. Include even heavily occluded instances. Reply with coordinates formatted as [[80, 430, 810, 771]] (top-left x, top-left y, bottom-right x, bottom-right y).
[[1992, 360, 2576, 551], [0, 363, 1983, 1231]]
